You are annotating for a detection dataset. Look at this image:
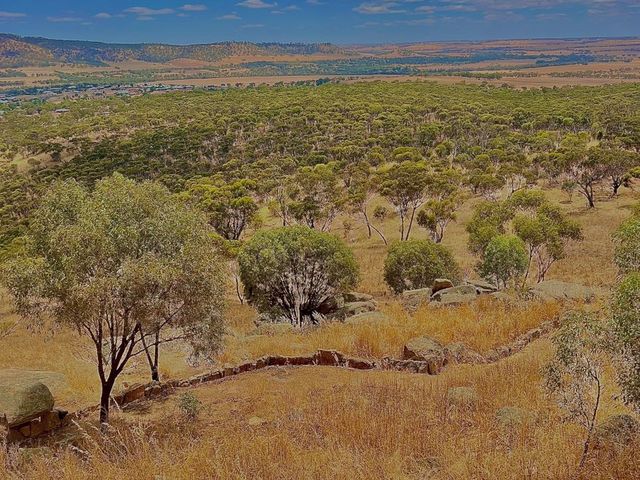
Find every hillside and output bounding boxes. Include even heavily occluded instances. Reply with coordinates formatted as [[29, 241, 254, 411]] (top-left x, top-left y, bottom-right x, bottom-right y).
[[0, 34, 346, 67]]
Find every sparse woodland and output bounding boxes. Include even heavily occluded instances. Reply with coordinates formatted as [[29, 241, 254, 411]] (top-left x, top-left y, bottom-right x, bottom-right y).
[[0, 81, 639, 479]]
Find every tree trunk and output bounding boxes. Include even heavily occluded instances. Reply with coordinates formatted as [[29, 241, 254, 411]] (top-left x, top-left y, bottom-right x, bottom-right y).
[[404, 207, 417, 241], [579, 376, 602, 469], [99, 379, 115, 425], [362, 210, 373, 238]]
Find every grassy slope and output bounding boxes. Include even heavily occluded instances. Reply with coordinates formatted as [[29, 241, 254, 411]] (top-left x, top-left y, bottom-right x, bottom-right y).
[[0, 186, 638, 478]]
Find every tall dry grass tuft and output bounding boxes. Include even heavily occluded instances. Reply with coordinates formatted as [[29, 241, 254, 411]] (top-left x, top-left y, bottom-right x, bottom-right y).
[[218, 298, 562, 364], [6, 340, 638, 480]]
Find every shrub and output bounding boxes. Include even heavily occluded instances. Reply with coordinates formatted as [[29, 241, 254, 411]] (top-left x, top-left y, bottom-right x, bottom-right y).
[[383, 239, 460, 294], [478, 234, 529, 289], [613, 216, 640, 274], [238, 226, 359, 326], [178, 392, 202, 421], [611, 272, 640, 412]]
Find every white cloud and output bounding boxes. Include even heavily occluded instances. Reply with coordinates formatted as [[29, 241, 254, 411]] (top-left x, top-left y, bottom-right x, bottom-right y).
[[47, 16, 83, 23], [354, 2, 406, 15], [237, 0, 277, 9], [124, 7, 175, 16], [218, 13, 242, 20], [180, 4, 208, 12], [0, 11, 26, 19]]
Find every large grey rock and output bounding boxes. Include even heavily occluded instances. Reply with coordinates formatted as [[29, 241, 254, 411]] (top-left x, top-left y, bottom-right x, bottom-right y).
[[316, 294, 345, 315], [530, 280, 597, 303], [432, 279, 454, 294], [431, 285, 478, 305], [403, 337, 448, 374], [465, 279, 499, 294], [0, 380, 55, 427], [401, 287, 432, 312], [342, 301, 377, 317], [594, 414, 640, 446], [445, 342, 486, 364], [343, 292, 374, 303]]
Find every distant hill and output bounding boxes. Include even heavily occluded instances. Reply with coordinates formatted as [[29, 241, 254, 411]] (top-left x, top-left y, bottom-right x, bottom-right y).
[[0, 34, 346, 67]]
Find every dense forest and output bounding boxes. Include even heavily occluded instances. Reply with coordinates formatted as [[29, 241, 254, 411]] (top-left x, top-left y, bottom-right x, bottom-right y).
[[1, 81, 639, 251]]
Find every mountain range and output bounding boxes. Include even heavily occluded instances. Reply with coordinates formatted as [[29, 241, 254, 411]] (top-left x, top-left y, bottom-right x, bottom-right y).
[[0, 34, 345, 67]]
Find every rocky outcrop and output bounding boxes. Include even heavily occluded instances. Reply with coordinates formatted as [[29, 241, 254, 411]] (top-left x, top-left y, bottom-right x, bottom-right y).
[[402, 337, 449, 374], [343, 292, 374, 303], [465, 279, 498, 294], [445, 342, 486, 364], [342, 301, 377, 317], [0, 370, 69, 443], [401, 287, 433, 312], [431, 285, 478, 305], [432, 279, 454, 294]]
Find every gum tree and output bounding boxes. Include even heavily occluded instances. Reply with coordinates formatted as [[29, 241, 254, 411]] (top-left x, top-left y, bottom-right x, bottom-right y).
[[1, 174, 226, 424], [238, 226, 359, 326]]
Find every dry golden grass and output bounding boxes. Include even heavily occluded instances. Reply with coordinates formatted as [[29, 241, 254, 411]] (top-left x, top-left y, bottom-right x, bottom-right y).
[[0, 186, 637, 479], [218, 298, 562, 364], [4, 340, 637, 480]]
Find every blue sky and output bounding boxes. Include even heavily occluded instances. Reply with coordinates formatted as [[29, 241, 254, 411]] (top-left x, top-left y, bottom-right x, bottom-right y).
[[0, 1, 638, 44]]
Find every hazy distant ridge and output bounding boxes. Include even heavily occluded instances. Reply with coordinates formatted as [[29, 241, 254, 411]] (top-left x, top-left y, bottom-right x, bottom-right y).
[[0, 34, 345, 67]]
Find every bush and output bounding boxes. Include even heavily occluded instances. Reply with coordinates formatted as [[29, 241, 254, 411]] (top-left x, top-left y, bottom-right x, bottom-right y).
[[383, 239, 460, 294], [611, 272, 640, 412], [178, 392, 202, 421], [238, 226, 359, 326], [478, 234, 529, 289], [614, 216, 640, 274]]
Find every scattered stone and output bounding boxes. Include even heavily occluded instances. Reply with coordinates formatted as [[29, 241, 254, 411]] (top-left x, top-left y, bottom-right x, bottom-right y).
[[401, 287, 433, 312], [247, 416, 267, 427], [530, 280, 597, 303], [446, 386, 479, 409], [266, 356, 288, 367], [285, 355, 315, 366], [404, 337, 446, 362], [316, 294, 345, 315], [343, 292, 374, 303], [342, 301, 377, 317], [345, 357, 376, 370], [489, 291, 514, 302], [431, 285, 478, 305], [383, 357, 433, 374], [594, 414, 640, 446], [465, 279, 498, 294], [495, 406, 533, 428], [403, 337, 448, 374], [445, 342, 486, 364], [314, 350, 345, 366], [432, 279, 454, 294]]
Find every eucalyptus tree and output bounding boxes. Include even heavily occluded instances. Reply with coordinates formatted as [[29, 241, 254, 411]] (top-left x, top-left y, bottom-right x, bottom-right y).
[[1, 174, 226, 424], [379, 161, 431, 241], [182, 176, 259, 240], [238, 226, 359, 326]]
